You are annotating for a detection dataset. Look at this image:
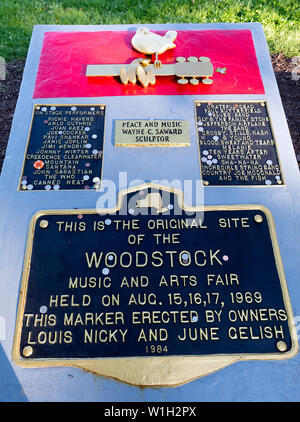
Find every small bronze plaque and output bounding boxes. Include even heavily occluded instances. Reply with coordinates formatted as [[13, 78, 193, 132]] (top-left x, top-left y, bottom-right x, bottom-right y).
[[19, 105, 106, 191], [114, 120, 190, 146], [195, 101, 284, 186], [13, 184, 297, 379]]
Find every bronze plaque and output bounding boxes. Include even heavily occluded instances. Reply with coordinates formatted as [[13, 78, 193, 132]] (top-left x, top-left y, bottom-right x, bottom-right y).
[[19, 105, 106, 191], [13, 184, 297, 387], [195, 101, 284, 186], [114, 120, 190, 146]]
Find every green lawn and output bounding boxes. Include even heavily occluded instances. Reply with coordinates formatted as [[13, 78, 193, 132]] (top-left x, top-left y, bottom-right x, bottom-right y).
[[0, 0, 299, 61]]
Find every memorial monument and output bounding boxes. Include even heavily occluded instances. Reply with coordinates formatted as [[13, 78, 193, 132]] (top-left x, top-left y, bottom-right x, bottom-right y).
[[0, 23, 300, 401]]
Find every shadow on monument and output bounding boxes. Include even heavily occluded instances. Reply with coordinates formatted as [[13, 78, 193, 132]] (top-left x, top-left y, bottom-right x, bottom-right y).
[[0, 343, 27, 402]]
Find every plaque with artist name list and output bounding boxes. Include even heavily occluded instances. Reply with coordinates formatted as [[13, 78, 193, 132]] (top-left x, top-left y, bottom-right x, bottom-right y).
[[195, 101, 284, 187], [19, 104, 106, 191]]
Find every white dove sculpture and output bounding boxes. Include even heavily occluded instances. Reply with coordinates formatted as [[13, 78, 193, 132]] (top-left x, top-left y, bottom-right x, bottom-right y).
[[131, 27, 177, 67]]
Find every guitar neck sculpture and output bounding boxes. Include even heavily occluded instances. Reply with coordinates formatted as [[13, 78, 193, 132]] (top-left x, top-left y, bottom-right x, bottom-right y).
[[86, 56, 214, 87]]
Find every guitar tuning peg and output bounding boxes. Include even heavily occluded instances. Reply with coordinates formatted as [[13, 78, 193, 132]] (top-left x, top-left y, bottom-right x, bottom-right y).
[[177, 77, 188, 84], [199, 57, 211, 62], [187, 56, 198, 63], [190, 78, 199, 85], [202, 77, 213, 85]]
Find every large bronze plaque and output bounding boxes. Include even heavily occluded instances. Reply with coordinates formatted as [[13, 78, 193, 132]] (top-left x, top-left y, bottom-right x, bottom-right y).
[[19, 105, 106, 191], [13, 184, 297, 376], [195, 101, 284, 186]]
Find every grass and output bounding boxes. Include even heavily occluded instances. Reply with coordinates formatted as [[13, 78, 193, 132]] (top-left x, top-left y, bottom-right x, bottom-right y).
[[0, 0, 299, 61]]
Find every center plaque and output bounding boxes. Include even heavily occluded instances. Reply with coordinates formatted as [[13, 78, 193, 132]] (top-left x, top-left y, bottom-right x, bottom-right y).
[[19, 104, 106, 191], [114, 120, 190, 147], [13, 184, 297, 386]]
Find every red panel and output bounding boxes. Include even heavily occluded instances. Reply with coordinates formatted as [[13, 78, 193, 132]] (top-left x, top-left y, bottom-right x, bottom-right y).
[[33, 30, 264, 98]]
